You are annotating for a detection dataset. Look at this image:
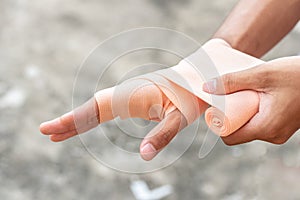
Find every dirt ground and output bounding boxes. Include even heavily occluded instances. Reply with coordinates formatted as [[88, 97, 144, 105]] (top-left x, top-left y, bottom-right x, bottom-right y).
[[1, 0, 300, 199]]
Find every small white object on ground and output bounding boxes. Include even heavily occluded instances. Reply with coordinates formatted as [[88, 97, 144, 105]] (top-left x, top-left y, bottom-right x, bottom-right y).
[[130, 180, 173, 200], [25, 65, 40, 79], [0, 87, 26, 109]]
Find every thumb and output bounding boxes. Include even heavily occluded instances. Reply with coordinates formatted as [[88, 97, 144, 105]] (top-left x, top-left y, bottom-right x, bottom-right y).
[[202, 66, 265, 95], [140, 108, 187, 161]]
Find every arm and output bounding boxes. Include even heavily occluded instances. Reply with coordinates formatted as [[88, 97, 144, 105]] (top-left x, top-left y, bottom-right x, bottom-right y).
[[202, 0, 300, 145], [214, 0, 300, 57]]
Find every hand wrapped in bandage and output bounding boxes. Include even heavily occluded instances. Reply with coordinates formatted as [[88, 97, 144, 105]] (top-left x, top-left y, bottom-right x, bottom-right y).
[[40, 39, 263, 160]]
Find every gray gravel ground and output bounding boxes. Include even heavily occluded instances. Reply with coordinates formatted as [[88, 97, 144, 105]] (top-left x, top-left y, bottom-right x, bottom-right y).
[[1, 0, 300, 199]]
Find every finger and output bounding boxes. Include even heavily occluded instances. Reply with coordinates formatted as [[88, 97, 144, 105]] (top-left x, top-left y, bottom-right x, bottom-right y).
[[41, 79, 166, 142], [221, 126, 258, 146], [41, 80, 165, 142], [49, 124, 102, 142], [40, 97, 99, 138], [94, 81, 166, 123], [40, 112, 76, 135], [220, 109, 265, 145], [202, 64, 267, 95], [50, 130, 78, 142], [140, 108, 188, 161]]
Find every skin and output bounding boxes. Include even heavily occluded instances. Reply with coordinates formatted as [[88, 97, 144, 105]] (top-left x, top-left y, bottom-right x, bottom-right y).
[[214, 0, 300, 57], [203, 57, 300, 145], [40, 0, 300, 160]]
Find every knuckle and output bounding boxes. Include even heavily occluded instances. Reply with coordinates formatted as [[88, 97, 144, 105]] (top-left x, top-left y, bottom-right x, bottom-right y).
[[222, 74, 235, 93], [168, 109, 187, 127], [270, 137, 288, 145], [263, 129, 290, 145], [274, 139, 287, 145], [157, 129, 173, 148]]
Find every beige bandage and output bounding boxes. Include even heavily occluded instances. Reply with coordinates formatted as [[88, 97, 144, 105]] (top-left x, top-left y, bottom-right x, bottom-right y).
[[94, 39, 264, 136]]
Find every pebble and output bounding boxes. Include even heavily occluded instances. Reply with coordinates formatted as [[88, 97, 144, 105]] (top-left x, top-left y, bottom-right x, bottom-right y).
[[0, 87, 26, 109]]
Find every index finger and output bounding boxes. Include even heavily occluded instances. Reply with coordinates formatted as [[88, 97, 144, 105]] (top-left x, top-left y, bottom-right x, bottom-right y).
[[40, 97, 99, 141]]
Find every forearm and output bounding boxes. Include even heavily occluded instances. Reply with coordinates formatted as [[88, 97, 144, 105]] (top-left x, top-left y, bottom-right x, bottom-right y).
[[213, 0, 300, 58]]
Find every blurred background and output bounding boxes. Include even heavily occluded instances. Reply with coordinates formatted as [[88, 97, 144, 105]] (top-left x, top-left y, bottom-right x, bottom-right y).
[[1, 0, 300, 199]]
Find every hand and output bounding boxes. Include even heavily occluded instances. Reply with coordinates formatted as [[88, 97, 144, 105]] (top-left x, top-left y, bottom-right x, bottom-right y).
[[203, 56, 300, 145], [40, 79, 196, 161], [39, 38, 262, 161]]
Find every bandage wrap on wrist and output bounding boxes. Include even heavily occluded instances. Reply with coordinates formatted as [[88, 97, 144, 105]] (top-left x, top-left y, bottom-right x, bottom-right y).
[[94, 39, 264, 136]]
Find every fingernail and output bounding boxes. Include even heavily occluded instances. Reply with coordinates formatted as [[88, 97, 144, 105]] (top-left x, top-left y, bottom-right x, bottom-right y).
[[203, 79, 216, 93], [141, 143, 157, 161]]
